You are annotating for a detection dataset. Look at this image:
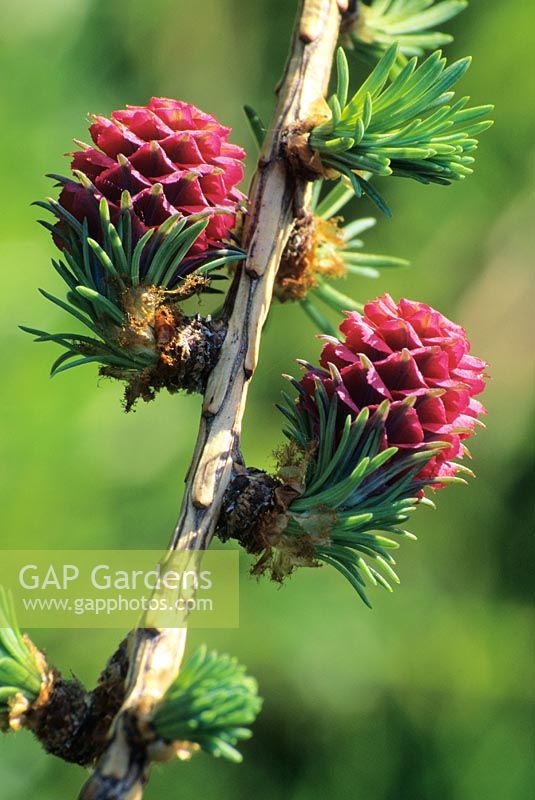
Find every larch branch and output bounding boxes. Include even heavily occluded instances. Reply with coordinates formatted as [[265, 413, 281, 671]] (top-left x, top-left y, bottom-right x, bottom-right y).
[[78, 2, 344, 798]]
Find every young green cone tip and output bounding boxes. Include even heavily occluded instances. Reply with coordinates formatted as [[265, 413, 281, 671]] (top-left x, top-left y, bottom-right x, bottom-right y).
[[152, 645, 262, 764], [308, 44, 493, 215], [0, 587, 49, 731], [345, 0, 468, 68]]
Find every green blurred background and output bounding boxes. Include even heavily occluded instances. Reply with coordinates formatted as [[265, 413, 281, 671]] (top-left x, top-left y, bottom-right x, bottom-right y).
[[1, 0, 534, 797]]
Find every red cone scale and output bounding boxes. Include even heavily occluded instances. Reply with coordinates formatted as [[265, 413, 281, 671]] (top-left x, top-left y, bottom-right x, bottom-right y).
[[59, 97, 245, 255], [300, 294, 487, 484]]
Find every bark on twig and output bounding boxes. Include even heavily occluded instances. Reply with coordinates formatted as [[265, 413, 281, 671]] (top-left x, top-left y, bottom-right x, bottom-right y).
[[78, 2, 344, 798], [23, 639, 129, 767]]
